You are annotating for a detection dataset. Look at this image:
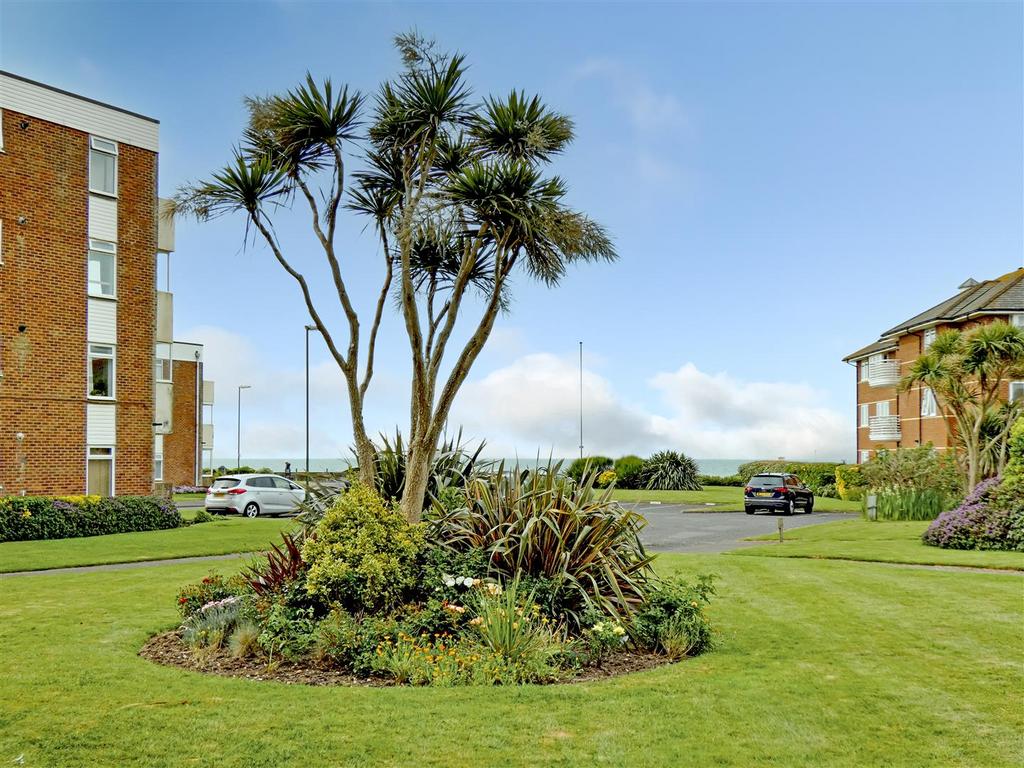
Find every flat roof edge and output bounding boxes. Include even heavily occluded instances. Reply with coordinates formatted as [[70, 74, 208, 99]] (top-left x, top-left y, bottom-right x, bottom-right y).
[[0, 70, 159, 124]]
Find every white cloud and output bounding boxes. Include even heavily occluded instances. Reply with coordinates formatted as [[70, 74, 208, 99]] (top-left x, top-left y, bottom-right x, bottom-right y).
[[451, 354, 852, 461], [574, 59, 687, 134]]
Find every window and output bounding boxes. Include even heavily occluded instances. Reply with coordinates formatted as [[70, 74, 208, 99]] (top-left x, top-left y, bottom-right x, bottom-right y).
[[921, 387, 938, 417], [1011, 314, 1024, 329], [859, 450, 871, 464], [88, 344, 115, 398], [1011, 382, 1024, 403], [88, 240, 116, 297], [155, 356, 172, 382], [271, 477, 293, 490], [153, 435, 164, 481], [87, 446, 114, 496], [859, 360, 869, 382], [248, 476, 274, 488], [89, 136, 118, 196], [923, 327, 937, 349], [859, 403, 870, 427]]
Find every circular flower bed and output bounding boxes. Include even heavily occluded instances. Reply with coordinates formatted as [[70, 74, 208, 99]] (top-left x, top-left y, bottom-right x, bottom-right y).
[[147, 472, 717, 687]]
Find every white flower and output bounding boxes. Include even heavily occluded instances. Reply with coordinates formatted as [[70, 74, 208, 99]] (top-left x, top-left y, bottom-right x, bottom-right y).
[[443, 576, 457, 588]]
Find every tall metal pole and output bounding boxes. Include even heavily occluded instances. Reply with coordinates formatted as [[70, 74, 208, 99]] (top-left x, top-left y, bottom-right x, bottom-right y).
[[305, 325, 315, 475], [579, 341, 584, 460], [236, 384, 250, 469]]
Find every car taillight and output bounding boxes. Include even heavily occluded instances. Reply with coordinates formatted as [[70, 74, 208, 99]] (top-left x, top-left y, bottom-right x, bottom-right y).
[[227, 488, 247, 495], [776, 487, 788, 494]]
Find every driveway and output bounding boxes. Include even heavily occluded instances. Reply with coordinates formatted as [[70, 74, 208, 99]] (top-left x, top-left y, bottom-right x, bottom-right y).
[[626, 503, 855, 553]]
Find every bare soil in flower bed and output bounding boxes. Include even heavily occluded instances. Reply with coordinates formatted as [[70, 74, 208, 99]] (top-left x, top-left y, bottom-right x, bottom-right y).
[[140, 631, 674, 686]]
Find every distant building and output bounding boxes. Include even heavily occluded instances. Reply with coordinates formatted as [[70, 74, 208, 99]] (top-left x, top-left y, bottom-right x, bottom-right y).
[[843, 269, 1024, 463], [0, 71, 213, 495]]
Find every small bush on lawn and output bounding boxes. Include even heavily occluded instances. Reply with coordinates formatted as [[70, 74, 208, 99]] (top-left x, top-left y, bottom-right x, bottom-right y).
[[632, 575, 716, 659], [191, 508, 214, 524], [302, 483, 423, 614], [596, 469, 617, 488], [870, 488, 951, 521], [835, 464, 866, 501], [639, 451, 702, 491], [566, 456, 613, 483], [922, 477, 1022, 551], [0, 495, 181, 542], [613, 456, 645, 489]]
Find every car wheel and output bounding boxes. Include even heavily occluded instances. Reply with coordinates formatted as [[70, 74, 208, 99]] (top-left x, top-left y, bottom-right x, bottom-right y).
[[745, 508, 755, 515], [785, 499, 794, 515], [243, 502, 260, 518], [805, 498, 814, 514]]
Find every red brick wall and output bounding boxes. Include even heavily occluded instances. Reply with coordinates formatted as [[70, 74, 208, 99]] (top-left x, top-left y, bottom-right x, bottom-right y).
[[0, 108, 156, 495], [164, 358, 201, 486]]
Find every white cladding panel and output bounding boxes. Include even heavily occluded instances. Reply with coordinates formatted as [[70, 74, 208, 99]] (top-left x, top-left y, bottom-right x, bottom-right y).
[[86, 403, 116, 444], [88, 195, 117, 241], [0, 72, 159, 151], [157, 198, 175, 253], [87, 298, 117, 343], [155, 381, 173, 434], [156, 292, 173, 343], [202, 380, 215, 405], [171, 341, 203, 362]]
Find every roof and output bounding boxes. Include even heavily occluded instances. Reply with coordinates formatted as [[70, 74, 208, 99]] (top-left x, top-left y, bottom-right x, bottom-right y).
[[845, 268, 1024, 361], [0, 70, 158, 124]]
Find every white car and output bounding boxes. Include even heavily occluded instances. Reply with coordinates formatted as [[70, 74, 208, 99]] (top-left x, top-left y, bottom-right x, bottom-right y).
[[205, 474, 306, 518]]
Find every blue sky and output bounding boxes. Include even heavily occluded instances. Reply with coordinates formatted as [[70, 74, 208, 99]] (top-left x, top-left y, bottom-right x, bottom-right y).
[[4, 1, 1022, 461]]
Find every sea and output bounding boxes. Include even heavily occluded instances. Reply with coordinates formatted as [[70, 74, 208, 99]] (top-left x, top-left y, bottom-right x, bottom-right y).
[[210, 457, 777, 476]]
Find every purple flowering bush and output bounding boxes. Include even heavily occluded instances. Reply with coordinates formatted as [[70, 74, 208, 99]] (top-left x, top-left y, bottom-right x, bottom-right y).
[[922, 477, 1022, 551]]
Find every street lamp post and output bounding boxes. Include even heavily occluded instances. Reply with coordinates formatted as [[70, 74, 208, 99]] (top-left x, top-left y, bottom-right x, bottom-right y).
[[579, 341, 584, 460], [236, 384, 251, 469], [304, 325, 317, 476]]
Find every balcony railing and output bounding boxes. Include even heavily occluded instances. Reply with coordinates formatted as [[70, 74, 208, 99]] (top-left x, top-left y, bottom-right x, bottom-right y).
[[202, 424, 214, 449], [869, 415, 901, 441], [867, 359, 900, 387]]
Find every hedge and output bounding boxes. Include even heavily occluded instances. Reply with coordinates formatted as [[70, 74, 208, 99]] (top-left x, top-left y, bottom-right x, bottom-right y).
[[737, 461, 842, 495], [0, 495, 182, 543]]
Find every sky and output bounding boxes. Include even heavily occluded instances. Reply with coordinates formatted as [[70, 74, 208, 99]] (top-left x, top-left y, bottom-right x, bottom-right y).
[[3, 1, 1022, 462]]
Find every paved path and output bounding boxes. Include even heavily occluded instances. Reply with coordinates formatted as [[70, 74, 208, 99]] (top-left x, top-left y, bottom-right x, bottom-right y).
[[627, 504, 854, 553], [0, 552, 254, 578]]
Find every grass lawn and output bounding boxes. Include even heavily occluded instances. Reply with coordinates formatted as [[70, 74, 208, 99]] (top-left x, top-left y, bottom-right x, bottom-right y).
[[0, 554, 1021, 767], [172, 492, 206, 501], [608, 485, 862, 512], [735, 519, 1024, 571], [0, 517, 295, 573]]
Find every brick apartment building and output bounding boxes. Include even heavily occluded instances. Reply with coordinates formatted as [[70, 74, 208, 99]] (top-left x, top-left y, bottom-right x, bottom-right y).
[[0, 71, 213, 496], [844, 268, 1024, 463]]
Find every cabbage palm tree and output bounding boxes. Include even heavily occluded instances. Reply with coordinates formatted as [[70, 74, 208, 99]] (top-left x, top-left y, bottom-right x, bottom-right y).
[[901, 321, 1024, 489], [173, 33, 615, 519]]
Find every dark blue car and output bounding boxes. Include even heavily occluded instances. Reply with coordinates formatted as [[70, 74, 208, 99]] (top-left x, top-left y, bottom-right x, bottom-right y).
[[744, 473, 814, 515]]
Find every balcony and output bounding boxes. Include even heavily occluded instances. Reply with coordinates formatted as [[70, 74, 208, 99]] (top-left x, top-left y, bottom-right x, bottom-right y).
[[869, 415, 901, 441], [867, 359, 900, 387], [202, 423, 214, 449]]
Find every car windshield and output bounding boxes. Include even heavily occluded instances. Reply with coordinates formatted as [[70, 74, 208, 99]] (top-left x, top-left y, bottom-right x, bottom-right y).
[[749, 475, 784, 487], [211, 478, 240, 489]]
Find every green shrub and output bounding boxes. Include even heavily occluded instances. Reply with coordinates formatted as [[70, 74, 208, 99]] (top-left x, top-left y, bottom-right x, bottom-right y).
[[303, 483, 424, 614], [181, 596, 243, 649], [362, 429, 487, 505], [256, 602, 318, 662], [0, 495, 181, 543], [1002, 417, 1024, 488], [613, 456, 645, 489], [861, 447, 962, 499], [191, 508, 214, 524], [631, 575, 716, 659], [868, 488, 951, 521], [739, 461, 840, 495], [429, 462, 654, 628], [639, 451, 701, 491], [699, 474, 744, 487], [566, 456, 613, 483]]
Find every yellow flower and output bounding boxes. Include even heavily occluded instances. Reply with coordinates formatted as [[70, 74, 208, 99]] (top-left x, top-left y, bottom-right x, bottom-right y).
[[21, 510, 32, 518]]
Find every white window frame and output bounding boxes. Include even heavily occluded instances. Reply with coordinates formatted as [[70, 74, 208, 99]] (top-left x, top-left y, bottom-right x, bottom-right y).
[[859, 403, 870, 427], [923, 327, 937, 349], [89, 136, 118, 197], [87, 239, 117, 298], [876, 401, 890, 418], [1010, 381, 1024, 403], [1011, 314, 1024, 329], [859, 450, 871, 464], [155, 356, 173, 383], [921, 387, 938, 417], [859, 360, 869, 382], [87, 446, 115, 496], [0, 107, 4, 151], [153, 435, 164, 482], [88, 343, 116, 400]]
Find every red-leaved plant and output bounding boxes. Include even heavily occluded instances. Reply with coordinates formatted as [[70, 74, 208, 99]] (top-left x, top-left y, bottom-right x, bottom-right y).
[[245, 532, 306, 595]]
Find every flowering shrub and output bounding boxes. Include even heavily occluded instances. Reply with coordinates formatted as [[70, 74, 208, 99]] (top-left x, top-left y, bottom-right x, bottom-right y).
[[923, 476, 1023, 551], [0, 495, 181, 542], [631, 575, 716, 659], [181, 596, 243, 649], [176, 573, 245, 617]]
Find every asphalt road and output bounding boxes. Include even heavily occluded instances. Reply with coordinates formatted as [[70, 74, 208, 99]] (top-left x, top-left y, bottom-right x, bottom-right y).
[[626, 503, 855, 553]]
